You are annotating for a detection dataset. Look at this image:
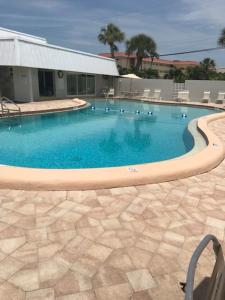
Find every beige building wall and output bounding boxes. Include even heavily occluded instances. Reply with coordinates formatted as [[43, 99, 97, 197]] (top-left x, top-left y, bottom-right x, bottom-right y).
[[117, 58, 171, 78], [114, 55, 197, 78]]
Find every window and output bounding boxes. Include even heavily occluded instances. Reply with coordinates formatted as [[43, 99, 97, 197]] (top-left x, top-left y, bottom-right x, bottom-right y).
[[78, 74, 86, 95], [86, 75, 95, 95], [67, 74, 77, 95], [67, 73, 95, 96]]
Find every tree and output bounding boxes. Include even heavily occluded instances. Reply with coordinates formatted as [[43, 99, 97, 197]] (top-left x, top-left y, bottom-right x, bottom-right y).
[[200, 57, 215, 73], [164, 66, 186, 82], [126, 34, 157, 72], [117, 65, 129, 75], [138, 68, 159, 79], [98, 23, 125, 58], [186, 66, 205, 80], [218, 28, 225, 47]]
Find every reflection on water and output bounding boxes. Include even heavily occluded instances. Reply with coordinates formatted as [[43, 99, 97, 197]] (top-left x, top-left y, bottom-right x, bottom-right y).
[[99, 130, 122, 154], [124, 118, 151, 151]]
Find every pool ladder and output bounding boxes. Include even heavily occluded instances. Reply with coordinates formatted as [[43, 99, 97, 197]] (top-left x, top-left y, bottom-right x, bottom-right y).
[[0, 97, 21, 116]]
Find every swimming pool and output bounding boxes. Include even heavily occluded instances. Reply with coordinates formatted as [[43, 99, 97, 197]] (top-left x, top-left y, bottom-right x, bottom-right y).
[[0, 99, 219, 169]]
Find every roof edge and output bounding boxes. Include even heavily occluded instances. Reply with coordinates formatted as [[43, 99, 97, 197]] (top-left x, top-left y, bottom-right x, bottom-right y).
[[4, 37, 117, 63], [0, 27, 46, 43]]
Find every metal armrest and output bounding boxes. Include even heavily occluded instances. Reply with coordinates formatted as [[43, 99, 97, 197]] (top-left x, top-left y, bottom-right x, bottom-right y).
[[184, 234, 224, 300]]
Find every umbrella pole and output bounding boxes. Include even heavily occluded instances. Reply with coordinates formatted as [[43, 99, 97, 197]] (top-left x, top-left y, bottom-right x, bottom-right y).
[[130, 78, 133, 93]]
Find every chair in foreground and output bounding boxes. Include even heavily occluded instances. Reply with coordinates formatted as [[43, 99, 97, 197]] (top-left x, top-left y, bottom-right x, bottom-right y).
[[177, 90, 190, 102], [182, 234, 225, 300], [202, 91, 211, 103], [216, 91, 225, 104], [150, 89, 161, 101]]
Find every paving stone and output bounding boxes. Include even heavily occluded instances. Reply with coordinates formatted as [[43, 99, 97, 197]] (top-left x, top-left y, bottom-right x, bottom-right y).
[[0, 256, 24, 280], [0, 281, 25, 300], [26, 288, 55, 300], [126, 269, 156, 291], [56, 291, 96, 300], [8, 264, 39, 291], [95, 283, 132, 300]]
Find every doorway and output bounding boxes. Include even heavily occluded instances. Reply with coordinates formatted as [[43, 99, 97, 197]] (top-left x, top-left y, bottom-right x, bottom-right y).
[[38, 69, 54, 98]]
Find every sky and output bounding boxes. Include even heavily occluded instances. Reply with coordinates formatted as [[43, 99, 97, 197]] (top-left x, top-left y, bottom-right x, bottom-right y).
[[0, 0, 225, 66]]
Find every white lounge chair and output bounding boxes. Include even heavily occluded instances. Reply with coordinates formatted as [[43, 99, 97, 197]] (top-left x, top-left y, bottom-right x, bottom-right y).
[[177, 90, 190, 102], [216, 91, 225, 104], [104, 88, 114, 98], [141, 89, 150, 99], [150, 89, 161, 101], [202, 91, 211, 103]]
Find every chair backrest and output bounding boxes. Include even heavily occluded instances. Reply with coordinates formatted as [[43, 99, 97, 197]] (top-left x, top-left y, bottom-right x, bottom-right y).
[[217, 92, 225, 101], [184, 235, 225, 300], [153, 89, 161, 99], [143, 89, 150, 97], [108, 88, 114, 95], [203, 91, 211, 100], [178, 90, 189, 101]]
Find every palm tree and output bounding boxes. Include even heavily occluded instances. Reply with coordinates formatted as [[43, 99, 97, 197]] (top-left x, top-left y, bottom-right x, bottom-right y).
[[218, 28, 225, 47], [200, 57, 216, 72], [199, 57, 216, 80], [98, 23, 125, 58], [164, 66, 186, 82], [126, 34, 157, 72]]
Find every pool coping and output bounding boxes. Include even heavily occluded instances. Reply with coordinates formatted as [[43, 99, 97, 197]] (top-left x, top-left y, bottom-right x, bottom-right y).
[[0, 100, 225, 190]]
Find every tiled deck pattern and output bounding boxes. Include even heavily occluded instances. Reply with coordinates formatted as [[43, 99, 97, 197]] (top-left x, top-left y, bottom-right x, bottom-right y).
[[0, 118, 225, 299]]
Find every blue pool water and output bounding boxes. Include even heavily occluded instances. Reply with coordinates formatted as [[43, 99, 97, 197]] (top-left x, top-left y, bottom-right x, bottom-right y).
[[0, 99, 219, 169]]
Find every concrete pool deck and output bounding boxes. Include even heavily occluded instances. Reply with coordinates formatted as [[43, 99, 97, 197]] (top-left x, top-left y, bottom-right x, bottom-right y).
[[0, 98, 87, 117], [0, 100, 225, 299]]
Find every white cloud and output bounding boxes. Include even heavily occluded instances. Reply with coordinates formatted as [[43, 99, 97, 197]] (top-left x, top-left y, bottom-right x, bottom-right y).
[[21, 0, 67, 10], [0, 0, 224, 65], [178, 0, 225, 27]]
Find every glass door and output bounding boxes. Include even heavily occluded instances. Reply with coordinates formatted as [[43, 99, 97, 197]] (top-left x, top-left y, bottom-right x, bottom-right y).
[[38, 70, 54, 97], [78, 74, 86, 95], [86, 75, 95, 95]]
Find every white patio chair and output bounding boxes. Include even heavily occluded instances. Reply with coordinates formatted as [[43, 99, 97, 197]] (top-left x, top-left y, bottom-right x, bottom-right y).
[[141, 89, 151, 99], [150, 89, 161, 101], [216, 91, 225, 104], [202, 91, 211, 103], [104, 88, 115, 98], [177, 90, 190, 102]]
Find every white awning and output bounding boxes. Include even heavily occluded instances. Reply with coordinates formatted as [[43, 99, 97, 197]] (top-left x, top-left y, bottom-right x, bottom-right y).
[[0, 35, 119, 76]]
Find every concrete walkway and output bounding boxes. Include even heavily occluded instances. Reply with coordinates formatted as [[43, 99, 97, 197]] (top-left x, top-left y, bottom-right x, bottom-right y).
[[0, 99, 87, 117], [0, 116, 224, 299]]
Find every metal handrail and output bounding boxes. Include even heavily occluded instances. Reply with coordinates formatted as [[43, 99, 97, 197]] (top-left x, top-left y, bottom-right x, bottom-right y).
[[184, 234, 225, 300], [0, 96, 21, 115]]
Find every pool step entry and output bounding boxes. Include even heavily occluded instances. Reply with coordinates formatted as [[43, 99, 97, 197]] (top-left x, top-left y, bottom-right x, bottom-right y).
[[0, 96, 21, 116], [182, 234, 225, 300]]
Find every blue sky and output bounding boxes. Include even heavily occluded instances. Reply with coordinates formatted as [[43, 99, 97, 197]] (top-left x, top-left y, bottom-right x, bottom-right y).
[[0, 0, 225, 66]]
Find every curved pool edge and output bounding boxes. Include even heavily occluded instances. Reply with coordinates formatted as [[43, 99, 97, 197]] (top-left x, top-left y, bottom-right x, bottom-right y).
[[0, 98, 88, 119], [0, 110, 224, 191]]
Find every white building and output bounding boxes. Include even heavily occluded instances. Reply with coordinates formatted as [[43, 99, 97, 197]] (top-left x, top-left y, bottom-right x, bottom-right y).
[[0, 27, 119, 102]]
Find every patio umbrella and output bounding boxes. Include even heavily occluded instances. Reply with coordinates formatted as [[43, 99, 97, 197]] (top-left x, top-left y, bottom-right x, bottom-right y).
[[121, 73, 141, 93]]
